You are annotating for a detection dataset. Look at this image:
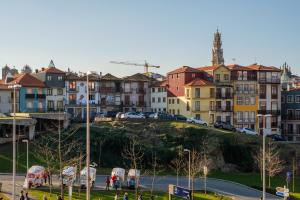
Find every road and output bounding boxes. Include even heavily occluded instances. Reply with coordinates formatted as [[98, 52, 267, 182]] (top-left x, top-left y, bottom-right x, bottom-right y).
[[0, 174, 280, 200]]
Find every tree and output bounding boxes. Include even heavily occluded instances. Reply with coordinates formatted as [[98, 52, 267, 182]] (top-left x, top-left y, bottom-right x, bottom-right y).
[[170, 149, 184, 186], [254, 140, 284, 188], [122, 137, 144, 200]]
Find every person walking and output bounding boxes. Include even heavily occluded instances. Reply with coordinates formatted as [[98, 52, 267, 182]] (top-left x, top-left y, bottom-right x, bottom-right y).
[[105, 176, 110, 191], [123, 192, 129, 200], [19, 190, 25, 200]]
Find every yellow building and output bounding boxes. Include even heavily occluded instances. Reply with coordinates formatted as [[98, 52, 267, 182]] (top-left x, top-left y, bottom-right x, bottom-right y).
[[184, 78, 215, 123]]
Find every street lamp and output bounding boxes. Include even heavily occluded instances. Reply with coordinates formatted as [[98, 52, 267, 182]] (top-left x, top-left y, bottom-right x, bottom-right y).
[[86, 71, 96, 200], [184, 149, 191, 190], [22, 139, 29, 174], [8, 83, 21, 200], [257, 113, 272, 200]]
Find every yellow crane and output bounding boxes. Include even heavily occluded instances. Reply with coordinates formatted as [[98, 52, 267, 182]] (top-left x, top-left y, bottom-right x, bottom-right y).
[[110, 60, 160, 73]]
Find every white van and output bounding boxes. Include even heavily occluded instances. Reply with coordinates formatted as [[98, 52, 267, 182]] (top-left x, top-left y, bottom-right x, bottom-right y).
[[127, 169, 140, 189], [110, 167, 125, 189], [80, 166, 97, 188], [23, 165, 46, 189]]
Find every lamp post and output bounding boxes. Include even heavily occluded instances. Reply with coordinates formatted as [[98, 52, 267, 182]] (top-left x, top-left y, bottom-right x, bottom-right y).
[[22, 139, 29, 174], [8, 83, 21, 200], [257, 113, 272, 200], [184, 149, 191, 190]]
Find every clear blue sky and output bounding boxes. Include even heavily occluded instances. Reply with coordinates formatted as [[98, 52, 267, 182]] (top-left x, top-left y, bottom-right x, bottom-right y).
[[0, 0, 299, 77]]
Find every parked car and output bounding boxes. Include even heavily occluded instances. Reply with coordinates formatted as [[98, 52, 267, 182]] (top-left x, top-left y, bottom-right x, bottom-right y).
[[267, 134, 286, 141], [174, 115, 187, 121], [187, 117, 208, 126], [106, 111, 118, 118], [237, 127, 258, 135], [151, 112, 174, 120], [214, 121, 236, 131], [116, 112, 124, 119], [143, 112, 155, 118], [95, 112, 106, 118], [124, 112, 145, 119]]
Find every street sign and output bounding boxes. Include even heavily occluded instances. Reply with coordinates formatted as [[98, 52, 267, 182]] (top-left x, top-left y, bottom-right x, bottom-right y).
[[173, 186, 191, 199]]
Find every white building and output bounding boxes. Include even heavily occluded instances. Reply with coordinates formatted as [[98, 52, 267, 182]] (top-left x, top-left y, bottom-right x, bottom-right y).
[[150, 80, 167, 113]]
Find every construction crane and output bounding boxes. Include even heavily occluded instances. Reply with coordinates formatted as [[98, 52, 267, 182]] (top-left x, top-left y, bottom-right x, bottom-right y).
[[110, 60, 160, 73]]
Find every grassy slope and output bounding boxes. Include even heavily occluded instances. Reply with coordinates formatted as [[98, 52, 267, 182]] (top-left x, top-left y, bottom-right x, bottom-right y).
[[28, 189, 231, 200]]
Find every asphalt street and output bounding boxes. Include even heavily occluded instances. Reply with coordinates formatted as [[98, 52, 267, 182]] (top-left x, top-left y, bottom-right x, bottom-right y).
[[0, 174, 281, 200]]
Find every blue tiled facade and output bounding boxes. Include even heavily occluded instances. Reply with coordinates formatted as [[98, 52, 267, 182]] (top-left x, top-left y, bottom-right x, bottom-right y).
[[19, 87, 46, 113]]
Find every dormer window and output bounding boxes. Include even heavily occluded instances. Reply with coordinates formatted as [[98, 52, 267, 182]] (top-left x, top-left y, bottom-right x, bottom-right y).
[[47, 75, 52, 81], [58, 76, 63, 81]]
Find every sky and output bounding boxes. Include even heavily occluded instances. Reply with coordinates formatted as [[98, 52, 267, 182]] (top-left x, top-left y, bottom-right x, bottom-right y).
[[0, 0, 300, 77]]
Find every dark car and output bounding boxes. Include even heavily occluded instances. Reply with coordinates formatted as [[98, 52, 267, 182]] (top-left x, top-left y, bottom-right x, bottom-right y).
[[174, 115, 187, 121], [106, 111, 118, 118], [214, 121, 236, 131], [143, 112, 155, 118], [267, 134, 286, 141]]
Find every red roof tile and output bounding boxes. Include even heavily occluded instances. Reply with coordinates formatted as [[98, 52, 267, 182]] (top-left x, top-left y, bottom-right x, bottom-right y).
[[151, 80, 167, 87], [197, 66, 218, 71], [10, 73, 46, 88], [185, 78, 214, 86], [168, 66, 202, 74], [40, 67, 65, 74], [246, 64, 281, 72]]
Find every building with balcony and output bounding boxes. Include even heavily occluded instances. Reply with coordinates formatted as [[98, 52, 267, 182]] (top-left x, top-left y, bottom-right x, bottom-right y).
[[99, 73, 122, 112], [281, 88, 300, 142], [167, 66, 208, 116], [65, 72, 101, 120], [34, 60, 66, 112], [198, 65, 234, 124], [184, 78, 215, 123], [121, 73, 152, 112], [7, 73, 46, 113], [150, 80, 167, 113], [229, 64, 258, 130]]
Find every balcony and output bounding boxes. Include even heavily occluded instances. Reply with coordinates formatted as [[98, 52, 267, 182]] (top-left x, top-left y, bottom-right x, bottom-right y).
[[257, 110, 281, 115], [235, 90, 258, 95], [99, 87, 116, 93], [67, 88, 78, 93], [210, 106, 233, 112], [215, 93, 233, 99], [258, 78, 280, 84], [136, 88, 146, 94], [214, 80, 233, 86]]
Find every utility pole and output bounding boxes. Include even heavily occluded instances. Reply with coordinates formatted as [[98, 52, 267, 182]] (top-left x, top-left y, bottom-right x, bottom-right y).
[[86, 72, 91, 200]]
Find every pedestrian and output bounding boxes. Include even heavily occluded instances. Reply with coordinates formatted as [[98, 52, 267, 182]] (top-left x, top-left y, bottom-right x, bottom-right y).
[[114, 192, 119, 200], [138, 193, 142, 200], [25, 192, 31, 200], [105, 176, 110, 190], [123, 192, 128, 200], [20, 190, 25, 200], [43, 194, 48, 200]]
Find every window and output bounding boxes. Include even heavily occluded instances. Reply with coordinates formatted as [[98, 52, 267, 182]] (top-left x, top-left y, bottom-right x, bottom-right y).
[[47, 89, 53, 95], [287, 124, 293, 133], [250, 111, 255, 122], [210, 88, 215, 98], [259, 85, 266, 98], [260, 101, 266, 110], [237, 112, 243, 122], [271, 85, 278, 99], [152, 88, 155, 93], [47, 75, 52, 81], [47, 100, 54, 109], [281, 96, 285, 103], [244, 111, 249, 122], [259, 72, 266, 80], [172, 109, 175, 114], [58, 76, 63, 81], [177, 109, 180, 114], [158, 88, 161, 92], [245, 97, 250, 105], [236, 84, 242, 94], [250, 97, 256, 105], [195, 101, 200, 111], [243, 71, 247, 80], [88, 82, 95, 91], [172, 99, 175, 104], [57, 101, 63, 110], [215, 74, 220, 82], [69, 81, 76, 90], [287, 95, 294, 103], [169, 99, 171, 104], [224, 74, 229, 81], [187, 101, 190, 111], [271, 116, 278, 128], [176, 86, 179, 91], [271, 101, 278, 110], [195, 88, 200, 98], [186, 89, 190, 98], [163, 97, 166, 103], [244, 84, 249, 93], [177, 99, 179, 104], [27, 88, 33, 94], [195, 114, 201, 120], [69, 94, 76, 104], [249, 84, 255, 94], [237, 71, 243, 80], [57, 89, 63, 95], [176, 74, 179, 78], [295, 96, 300, 103], [237, 96, 243, 105], [27, 101, 33, 108], [295, 110, 300, 120], [152, 97, 155, 103], [158, 97, 161, 103]]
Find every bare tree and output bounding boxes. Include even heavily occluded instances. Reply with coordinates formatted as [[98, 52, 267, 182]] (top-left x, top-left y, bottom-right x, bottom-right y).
[[266, 140, 284, 188], [170, 149, 184, 186], [254, 140, 284, 188], [122, 137, 144, 200], [253, 148, 264, 181]]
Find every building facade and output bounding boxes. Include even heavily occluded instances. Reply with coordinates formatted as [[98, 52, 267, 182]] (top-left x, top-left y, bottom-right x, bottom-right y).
[[34, 60, 66, 112], [281, 89, 300, 142], [150, 80, 167, 113]]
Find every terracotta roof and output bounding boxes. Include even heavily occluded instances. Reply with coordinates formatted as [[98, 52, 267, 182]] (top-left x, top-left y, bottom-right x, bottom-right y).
[[101, 73, 120, 80], [246, 64, 281, 72], [226, 64, 253, 71], [9, 73, 45, 88], [151, 80, 167, 87], [185, 78, 214, 86], [123, 73, 152, 81], [168, 66, 202, 74], [40, 67, 65, 74], [197, 66, 218, 71]]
